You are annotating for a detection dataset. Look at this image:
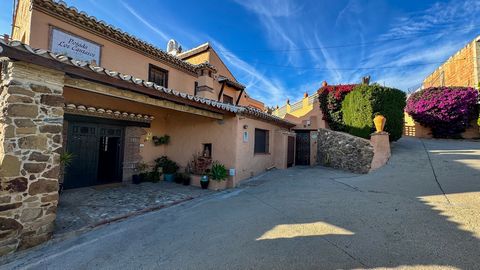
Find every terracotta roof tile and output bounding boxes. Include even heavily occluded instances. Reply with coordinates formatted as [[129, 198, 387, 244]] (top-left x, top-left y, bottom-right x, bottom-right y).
[[0, 40, 294, 128], [32, 0, 205, 75]]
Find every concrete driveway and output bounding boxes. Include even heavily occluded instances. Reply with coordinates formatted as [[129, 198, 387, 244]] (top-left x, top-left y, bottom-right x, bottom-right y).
[[1, 137, 480, 270]]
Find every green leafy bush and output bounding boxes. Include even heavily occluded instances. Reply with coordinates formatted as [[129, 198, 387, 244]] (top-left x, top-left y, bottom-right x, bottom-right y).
[[342, 84, 406, 141], [210, 162, 228, 181]]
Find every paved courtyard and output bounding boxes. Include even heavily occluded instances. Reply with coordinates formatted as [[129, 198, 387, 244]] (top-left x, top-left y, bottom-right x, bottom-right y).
[[56, 182, 213, 235], [1, 137, 480, 269]]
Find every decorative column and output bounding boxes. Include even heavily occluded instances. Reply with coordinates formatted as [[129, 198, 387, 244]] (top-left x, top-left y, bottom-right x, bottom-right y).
[[369, 132, 391, 172], [0, 61, 65, 255]]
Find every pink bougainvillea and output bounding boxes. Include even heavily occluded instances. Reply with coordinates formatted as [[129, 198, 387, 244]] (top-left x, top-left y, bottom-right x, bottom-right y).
[[405, 87, 479, 138], [317, 84, 356, 131]]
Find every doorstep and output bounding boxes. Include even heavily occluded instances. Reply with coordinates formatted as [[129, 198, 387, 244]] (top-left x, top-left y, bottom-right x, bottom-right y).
[[55, 181, 214, 236]]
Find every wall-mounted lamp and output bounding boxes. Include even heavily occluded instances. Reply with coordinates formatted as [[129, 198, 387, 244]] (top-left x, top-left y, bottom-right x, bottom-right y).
[[144, 132, 152, 142], [243, 124, 248, 129]]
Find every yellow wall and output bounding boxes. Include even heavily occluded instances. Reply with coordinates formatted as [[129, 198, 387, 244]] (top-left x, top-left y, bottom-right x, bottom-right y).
[[404, 112, 480, 139], [423, 39, 479, 88], [182, 51, 210, 65], [12, 0, 32, 43]]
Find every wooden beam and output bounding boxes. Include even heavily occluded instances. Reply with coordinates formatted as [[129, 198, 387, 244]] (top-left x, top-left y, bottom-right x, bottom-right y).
[[218, 82, 225, 101], [236, 88, 244, 105]]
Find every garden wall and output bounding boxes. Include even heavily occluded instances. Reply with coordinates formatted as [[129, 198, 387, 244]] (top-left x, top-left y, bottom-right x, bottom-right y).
[[316, 128, 390, 174]]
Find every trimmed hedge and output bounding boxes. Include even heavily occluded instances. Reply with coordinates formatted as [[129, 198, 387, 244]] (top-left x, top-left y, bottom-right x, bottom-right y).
[[342, 84, 406, 141]]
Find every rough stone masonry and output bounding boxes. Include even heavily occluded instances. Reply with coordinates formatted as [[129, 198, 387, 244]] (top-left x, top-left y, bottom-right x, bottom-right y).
[[0, 60, 65, 255]]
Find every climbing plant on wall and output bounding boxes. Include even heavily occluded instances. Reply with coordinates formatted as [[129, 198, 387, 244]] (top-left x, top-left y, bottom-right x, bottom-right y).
[[318, 84, 356, 131], [405, 87, 478, 138]]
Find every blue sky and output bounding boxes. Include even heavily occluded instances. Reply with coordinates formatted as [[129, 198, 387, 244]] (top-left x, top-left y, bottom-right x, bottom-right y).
[[1, 0, 479, 106]]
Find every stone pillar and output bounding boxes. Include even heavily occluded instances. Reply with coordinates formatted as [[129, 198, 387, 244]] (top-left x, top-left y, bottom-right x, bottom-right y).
[[122, 126, 145, 183], [0, 61, 64, 255], [370, 132, 391, 172]]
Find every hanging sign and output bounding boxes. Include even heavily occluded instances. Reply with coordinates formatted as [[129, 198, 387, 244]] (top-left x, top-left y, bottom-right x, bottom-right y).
[[50, 28, 101, 64]]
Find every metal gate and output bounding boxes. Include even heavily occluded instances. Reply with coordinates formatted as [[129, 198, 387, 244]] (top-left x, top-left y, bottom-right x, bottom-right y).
[[295, 131, 310, 165], [64, 122, 124, 189]]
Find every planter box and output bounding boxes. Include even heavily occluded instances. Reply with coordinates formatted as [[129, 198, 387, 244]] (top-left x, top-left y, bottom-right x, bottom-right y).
[[208, 180, 228, 191], [190, 175, 229, 191]]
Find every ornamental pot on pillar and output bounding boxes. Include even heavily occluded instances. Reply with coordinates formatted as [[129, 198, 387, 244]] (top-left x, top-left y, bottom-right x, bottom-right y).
[[373, 114, 386, 133]]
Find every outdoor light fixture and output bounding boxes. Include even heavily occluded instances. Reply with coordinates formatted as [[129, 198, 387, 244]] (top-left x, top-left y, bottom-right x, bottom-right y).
[[243, 124, 248, 129]]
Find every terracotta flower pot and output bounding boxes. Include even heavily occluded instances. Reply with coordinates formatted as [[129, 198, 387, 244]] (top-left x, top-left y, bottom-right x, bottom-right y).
[[374, 115, 386, 133]]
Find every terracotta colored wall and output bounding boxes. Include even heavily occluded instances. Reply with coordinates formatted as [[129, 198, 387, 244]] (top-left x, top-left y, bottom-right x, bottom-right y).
[[283, 100, 327, 130], [164, 111, 238, 178], [64, 86, 291, 184], [28, 10, 198, 95], [235, 117, 289, 183], [423, 39, 479, 88]]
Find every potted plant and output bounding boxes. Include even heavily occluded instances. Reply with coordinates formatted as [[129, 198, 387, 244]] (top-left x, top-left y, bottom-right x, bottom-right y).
[[200, 169, 210, 189], [175, 172, 191, 185], [209, 162, 228, 190], [182, 173, 191, 186], [58, 151, 74, 193], [136, 162, 150, 183], [154, 156, 179, 182]]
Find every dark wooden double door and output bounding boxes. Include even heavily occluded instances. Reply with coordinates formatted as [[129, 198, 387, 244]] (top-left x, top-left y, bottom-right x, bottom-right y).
[[64, 122, 124, 189], [295, 131, 311, 166]]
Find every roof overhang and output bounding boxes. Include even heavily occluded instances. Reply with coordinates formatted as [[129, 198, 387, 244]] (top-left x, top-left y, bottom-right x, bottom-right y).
[[0, 40, 295, 128]]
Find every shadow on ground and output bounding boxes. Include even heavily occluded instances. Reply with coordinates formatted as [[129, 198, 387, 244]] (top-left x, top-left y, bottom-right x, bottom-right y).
[[1, 137, 479, 270]]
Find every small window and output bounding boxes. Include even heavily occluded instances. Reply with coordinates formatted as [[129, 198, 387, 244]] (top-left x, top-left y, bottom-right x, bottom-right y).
[[254, 129, 269, 154], [223, 95, 234, 105], [149, 64, 169, 87], [194, 81, 198, 95]]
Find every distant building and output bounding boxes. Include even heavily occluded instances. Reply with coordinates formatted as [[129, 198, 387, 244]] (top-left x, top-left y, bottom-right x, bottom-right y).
[[423, 36, 480, 89]]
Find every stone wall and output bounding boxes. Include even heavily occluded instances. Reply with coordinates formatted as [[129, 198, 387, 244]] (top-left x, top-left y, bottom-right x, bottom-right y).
[[122, 126, 145, 183], [316, 128, 390, 174], [0, 61, 64, 255], [316, 129, 374, 173]]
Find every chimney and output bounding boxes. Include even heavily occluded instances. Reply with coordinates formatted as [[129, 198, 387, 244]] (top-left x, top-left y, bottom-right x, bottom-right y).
[[166, 39, 182, 56], [304, 92, 309, 98], [322, 81, 328, 87], [362, 75, 371, 85]]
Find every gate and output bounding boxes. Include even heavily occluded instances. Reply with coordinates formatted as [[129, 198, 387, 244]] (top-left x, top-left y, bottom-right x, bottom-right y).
[[64, 121, 124, 189], [295, 131, 310, 165]]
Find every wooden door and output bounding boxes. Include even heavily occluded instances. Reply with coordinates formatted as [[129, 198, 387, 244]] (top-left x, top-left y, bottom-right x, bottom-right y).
[[287, 136, 295, 167], [64, 123, 99, 189], [295, 131, 310, 165]]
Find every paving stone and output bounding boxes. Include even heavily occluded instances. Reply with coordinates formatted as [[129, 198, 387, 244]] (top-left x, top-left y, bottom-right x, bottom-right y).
[[55, 182, 213, 235]]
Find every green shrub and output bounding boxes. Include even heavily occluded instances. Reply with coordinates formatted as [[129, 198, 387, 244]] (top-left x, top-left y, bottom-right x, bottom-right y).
[[342, 84, 406, 141], [210, 162, 228, 181]]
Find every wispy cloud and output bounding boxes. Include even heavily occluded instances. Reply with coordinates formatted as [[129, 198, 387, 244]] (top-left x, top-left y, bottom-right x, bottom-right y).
[[211, 38, 293, 106], [232, 0, 301, 64], [120, 1, 170, 42]]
